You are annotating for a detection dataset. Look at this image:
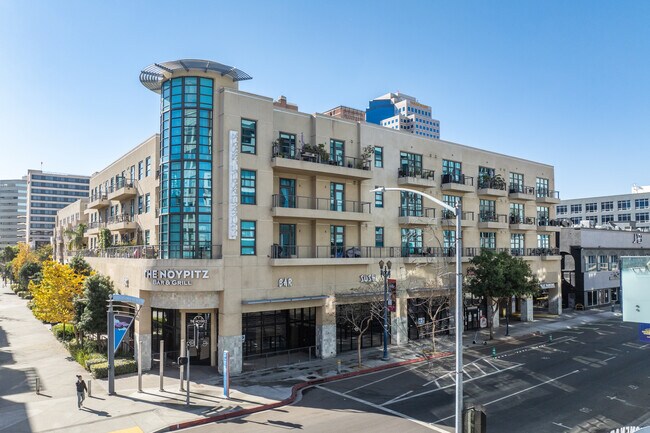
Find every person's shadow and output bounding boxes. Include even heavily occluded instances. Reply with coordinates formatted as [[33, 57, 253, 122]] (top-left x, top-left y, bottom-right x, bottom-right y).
[[81, 407, 111, 417]]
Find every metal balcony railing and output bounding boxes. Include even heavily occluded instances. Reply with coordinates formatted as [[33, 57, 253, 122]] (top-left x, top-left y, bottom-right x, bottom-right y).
[[271, 145, 370, 170], [441, 173, 474, 186], [73, 244, 222, 259], [509, 215, 536, 225], [271, 194, 371, 213], [509, 183, 536, 195], [398, 167, 436, 179], [398, 207, 436, 218], [536, 189, 560, 199], [479, 212, 509, 223], [442, 210, 475, 221]]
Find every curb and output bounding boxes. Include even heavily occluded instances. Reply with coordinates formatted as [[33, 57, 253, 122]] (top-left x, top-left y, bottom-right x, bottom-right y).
[[156, 351, 453, 432]]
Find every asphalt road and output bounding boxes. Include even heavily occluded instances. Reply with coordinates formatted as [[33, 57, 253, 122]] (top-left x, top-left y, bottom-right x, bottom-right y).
[[189, 317, 650, 433]]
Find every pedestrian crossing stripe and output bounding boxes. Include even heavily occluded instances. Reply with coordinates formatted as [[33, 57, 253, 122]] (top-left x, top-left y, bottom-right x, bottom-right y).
[[108, 427, 144, 433]]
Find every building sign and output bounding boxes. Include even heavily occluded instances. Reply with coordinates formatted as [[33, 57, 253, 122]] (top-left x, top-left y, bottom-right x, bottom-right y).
[[540, 283, 556, 290], [278, 278, 293, 287], [228, 130, 239, 240], [633, 233, 643, 244], [144, 269, 209, 286], [359, 274, 378, 283]]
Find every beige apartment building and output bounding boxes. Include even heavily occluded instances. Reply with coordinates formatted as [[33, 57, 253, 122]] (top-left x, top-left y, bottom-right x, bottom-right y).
[[65, 59, 562, 374]]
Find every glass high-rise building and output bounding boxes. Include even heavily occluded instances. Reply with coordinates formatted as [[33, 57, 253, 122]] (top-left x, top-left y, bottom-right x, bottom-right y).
[[0, 178, 27, 248]]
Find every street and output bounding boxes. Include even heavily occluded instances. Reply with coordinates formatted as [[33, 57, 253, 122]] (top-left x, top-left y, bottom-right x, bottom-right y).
[[188, 317, 650, 433]]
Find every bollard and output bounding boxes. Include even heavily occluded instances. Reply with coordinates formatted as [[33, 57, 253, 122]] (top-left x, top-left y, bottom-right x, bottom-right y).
[[549, 334, 553, 343], [491, 347, 496, 358], [336, 359, 341, 374], [35, 377, 40, 395], [159, 340, 165, 392], [88, 380, 92, 397], [180, 339, 185, 392]]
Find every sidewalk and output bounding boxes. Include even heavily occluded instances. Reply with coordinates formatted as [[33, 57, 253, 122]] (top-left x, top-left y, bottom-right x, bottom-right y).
[[0, 280, 618, 433]]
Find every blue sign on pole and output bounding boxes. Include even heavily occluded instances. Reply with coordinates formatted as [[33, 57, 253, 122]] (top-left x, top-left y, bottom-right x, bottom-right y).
[[114, 314, 135, 351], [223, 350, 230, 398], [638, 323, 650, 344]]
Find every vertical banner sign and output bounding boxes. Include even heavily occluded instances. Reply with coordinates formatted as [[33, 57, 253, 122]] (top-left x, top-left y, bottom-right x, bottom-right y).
[[228, 131, 239, 240], [114, 314, 135, 351], [223, 350, 230, 398], [388, 279, 397, 312]]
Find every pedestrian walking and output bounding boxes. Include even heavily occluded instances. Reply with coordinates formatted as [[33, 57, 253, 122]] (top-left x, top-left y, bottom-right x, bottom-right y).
[[76, 375, 87, 409]]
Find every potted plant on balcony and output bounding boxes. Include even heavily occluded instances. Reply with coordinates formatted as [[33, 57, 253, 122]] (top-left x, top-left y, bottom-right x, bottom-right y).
[[360, 145, 374, 170]]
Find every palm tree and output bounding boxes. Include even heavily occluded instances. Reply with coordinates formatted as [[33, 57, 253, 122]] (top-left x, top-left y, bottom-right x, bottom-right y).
[[64, 223, 87, 251]]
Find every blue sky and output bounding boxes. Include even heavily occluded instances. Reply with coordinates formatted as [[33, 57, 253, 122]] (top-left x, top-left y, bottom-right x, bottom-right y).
[[0, 0, 648, 199]]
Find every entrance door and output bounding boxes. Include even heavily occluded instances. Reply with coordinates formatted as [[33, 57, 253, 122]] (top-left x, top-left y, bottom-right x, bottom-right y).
[[185, 313, 211, 365], [279, 224, 296, 258]]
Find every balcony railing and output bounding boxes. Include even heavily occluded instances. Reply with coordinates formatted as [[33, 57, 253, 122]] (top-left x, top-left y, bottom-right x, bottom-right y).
[[271, 245, 463, 259], [527, 247, 560, 256], [72, 244, 222, 259], [442, 210, 475, 221], [106, 214, 135, 224], [398, 207, 436, 218], [509, 183, 536, 195], [477, 178, 507, 190], [271, 195, 371, 213], [537, 217, 564, 227], [272, 145, 370, 170], [441, 173, 474, 186], [89, 193, 108, 202], [479, 212, 509, 223], [536, 189, 560, 199], [398, 167, 435, 179], [509, 215, 536, 225]]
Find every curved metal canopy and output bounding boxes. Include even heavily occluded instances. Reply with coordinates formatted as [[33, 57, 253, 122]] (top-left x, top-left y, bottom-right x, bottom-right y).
[[139, 59, 252, 93]]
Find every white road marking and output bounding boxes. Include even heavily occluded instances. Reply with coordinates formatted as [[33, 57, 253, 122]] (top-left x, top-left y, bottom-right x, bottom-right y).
[[383, 390, 413, 406], [422, 371, 451, 387], [316, 385, 449, 432], [433, 370, 581, 424], [385, 363, 522, 406], [342, 364, 422, 394], [473, 362, 486, 375], [552, 421, 571, 429], [603, 356, 616, 362]]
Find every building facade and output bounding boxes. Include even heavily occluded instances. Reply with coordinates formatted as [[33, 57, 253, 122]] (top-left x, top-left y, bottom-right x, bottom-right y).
[[560, 227, 650, 309], [557, 189, 650, 230], [365, 92, 441, 139], [323, 105, 366, 122], [52, 199, 88, 263], [26, 170, 90, 248], [0, 178, 27, 248], [67, 59, 562, 374]]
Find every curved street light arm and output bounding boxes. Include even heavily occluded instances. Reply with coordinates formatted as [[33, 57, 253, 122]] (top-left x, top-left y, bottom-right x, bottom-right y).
[[370, 186, 457, 214]]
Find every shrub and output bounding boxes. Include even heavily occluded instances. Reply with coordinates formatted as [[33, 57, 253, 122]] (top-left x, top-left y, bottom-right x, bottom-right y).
[[85, 353, 107, 370], [52, 323, 75, 341], [90, 358, 137, 378]]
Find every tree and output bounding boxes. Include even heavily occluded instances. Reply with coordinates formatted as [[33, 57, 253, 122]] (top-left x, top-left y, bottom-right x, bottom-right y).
[[64, 223, 87, 251], [35, 244, 53, 262], [0, 245, 18, 263], [12, 243, 36, 282], [30, 261, 84, 331], [466, 250, 540, 339], [98, 228, 112, 249], [18, 261, 42, 291], [77, 274, 114, 344], [69, 256, 93, 277]]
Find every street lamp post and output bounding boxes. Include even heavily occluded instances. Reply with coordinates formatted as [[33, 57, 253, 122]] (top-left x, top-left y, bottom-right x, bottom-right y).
[[371, 186, 463, 433], [379, 259, 392, 361]]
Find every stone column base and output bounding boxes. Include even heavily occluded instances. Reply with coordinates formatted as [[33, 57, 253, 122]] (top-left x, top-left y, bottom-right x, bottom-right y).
[[316, 324, 336, 358], [135, 333, 152, 371], [519, 297, 534, 322], [218, 335, 243, 375]]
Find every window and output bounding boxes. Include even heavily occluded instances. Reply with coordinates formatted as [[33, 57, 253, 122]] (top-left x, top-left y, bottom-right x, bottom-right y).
[[618, 200, 631, 210], [537, 234, 550, 249], [586, 255, 597, 271], [511, 233, 524, 255], [144, 230, 150, 245], [586, 216, 597, 223], [480, 232, 496, 250], [537, 206, 550, 225], [241, 170, 256, 205], [278, 132, 296, 158], [443, 230, 456, 255], [510, 203, 524, 223], [330, 225, 345, 257], [145, 193, 151, 213], [570, 217, 581, 225], [509, 172, 524, 193], [570, 204, 582, 213], [399, 151, 422, 176], [598, 255, 608, 271], [636, 212, 649, 222], [635, 198, 649, 209], [330, 139, 345, 166], [556, 205, 567, 215], [400, 191, 423, 216], [374, 186, 383, 208], [279, 178, 295, 208], [138, 161, 143, 180], [241, 221, 256, 255], [241, 119, 257, 154], [478, 166, 495, 188], [610, 255, 619, 271], [401, 228, 423, 255], [601, 214, 614, 224], [330, 182, 345, 211], [278, 224, 296, 257], [536, 178, 550, 198], [374, 146, 384, 168], [601, 201, 613, 212], [585, 202, 597, 213], [138, 196, 143, 214], [442, 159, 462, 183], [618, 214, 631, 222], [443, 195, 461, 219], [479, 199, 496, 222], [145, 157, 151, 177], [375, 227, 384, 247]]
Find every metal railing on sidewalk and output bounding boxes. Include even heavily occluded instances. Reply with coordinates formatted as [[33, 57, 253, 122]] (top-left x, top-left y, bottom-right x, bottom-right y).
[[242, 346, 316, 372]]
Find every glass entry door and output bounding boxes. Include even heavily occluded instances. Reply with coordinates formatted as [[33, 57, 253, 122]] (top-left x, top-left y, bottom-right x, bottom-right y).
[[186, 312, 211, 365]]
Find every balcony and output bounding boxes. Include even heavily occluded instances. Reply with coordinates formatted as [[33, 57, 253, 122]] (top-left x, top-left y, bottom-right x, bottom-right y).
[[509, 215, 537, 230], [400, 246, 472, 263], [441, 210, 475, 227], [271, 146, 372, 180], [477, 177, 508, 197], [398, 207, 436, 225], [86, 221, 106, 235], [536, 189, 561, 204], [106, 214, 138, 232], [477, 213, 509, 229], [528, 247, 561, 261], [74, 244, 222, 260], [508, 184, 536, 200], [86, 194, 109, 210], [441, 174, 475, 193], [270, 245, 375, 266], [537, 217, 563, 232], [397, 167, 436, 188], [108, 182, 137, 201], [271, 195, 372, 222]]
